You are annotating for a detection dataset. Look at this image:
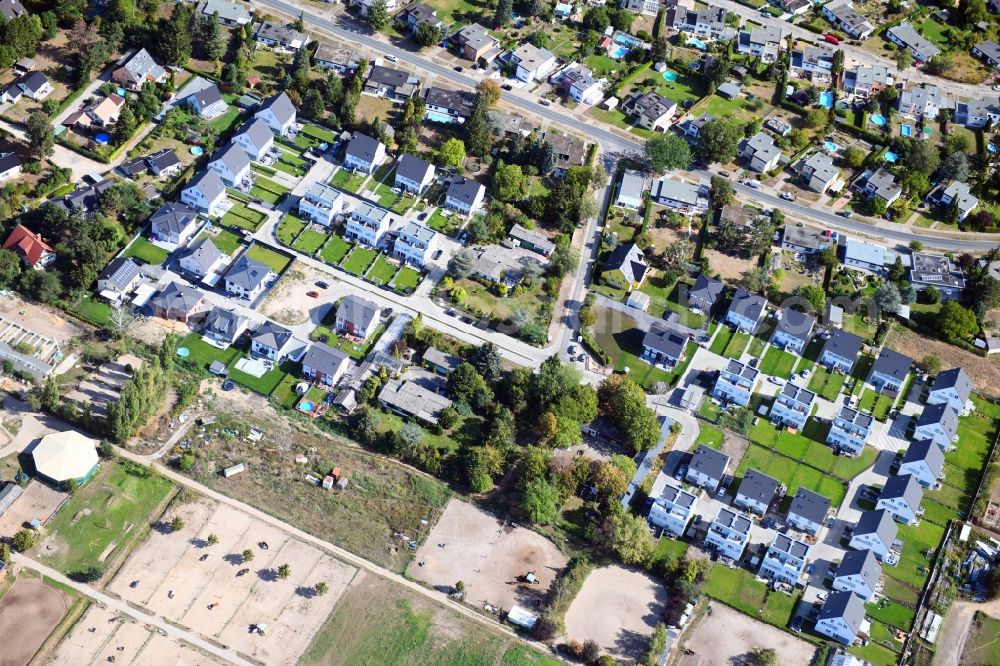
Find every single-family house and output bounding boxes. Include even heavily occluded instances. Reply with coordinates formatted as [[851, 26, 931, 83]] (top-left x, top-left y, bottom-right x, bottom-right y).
[[827, 406, 873, 456], [0, 152, 21, 182], [251, 321, 294, 361], [223, 253, 275, 302], [185, 82, 228, 119], [615, 170, 647, 210], [786, 487, 831, 535], [453, 23, 500, 62], [149, 281, 204, 323], [149, 202, 200, 246], [666, 6, 735, 41], [799, 152, 841, 193], [876, 473, 923, 525], [198, 0, 252, 25], [725, 287, 767, 332], [908, 252, 966, 301], [927, 367, 972, 413], [510, 42, 557, 83], [75, 94, 125, 128], [112, 49, 166, 90], [887, 22, 941, 64], [423, 86, 475, 122], [737, 25, 787, 61], [147, 149, 181, 178], [395, 154, 436, 194], [3, 224, 54, 268], [179, 237, 226, 279], [335, 295, 381, 340], [936, 181, 979, 221], [315, 44, 361, 75], [821, 0, 875, 39], [302, 342, 351, 386], [379, 379, 453, 424], [202, 307, 248, 346], [551, 64, 604, 105], [445, 177, 486, 215], [782, 225, 833, 254], [842, 65, 893, 99], [423, 347, 462, 375], [973, 40, 1000, 68], [759, 533, 810, 585], [686, 273, 723, 313], [843, 237, 892, 273], [601, 242, 647, 289], [400, 2, 444, 33], [769, 383, 817, 431], [208, 143, 251, 187], [815, 591, 868, 645], [508, 224, 555, 256], [705, 507, 752, 561], [622, 91, 677, 131], [394, 221, 438, 267], [543, 133, 587, 177], [683, 112, 713, 139], [254, 92, 297, 136], [231, 118, 275, 161], [180, 170, 227, 216], [97, 258, 142, 297], [820, 330, 863, 373], [868, 346, 913, 392], [849, 509, 898, 561], [650, 178, 709, 212], [640, 324, 688, 368], [345, 203, 392, 247], [833, 549, 881, 602], [0, 0, 26, 20], [771, 309, 816, 355], [735, 468, 779, 516], [648, 481, 699, 536], [897, 84, 949, 120], [740, 132, 782, 172], [913, 402, 959, 451], [686, 444, 731, 493], [790, 45, 835, 79], [343, 132, 386, 174], [713, 359, 759, 407], [364, 65, 420, 100], [299, 183, 345, 227], [899, 439, 945, 489], [254, 21, 307, 50]]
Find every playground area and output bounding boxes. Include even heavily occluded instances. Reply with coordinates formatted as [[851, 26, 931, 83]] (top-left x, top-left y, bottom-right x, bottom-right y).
[[406, 499, 567, 612], [105, 499, 357, 665]]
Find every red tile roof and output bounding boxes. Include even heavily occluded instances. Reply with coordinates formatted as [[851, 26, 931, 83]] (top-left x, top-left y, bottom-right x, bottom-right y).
[[3, 224, 53, 266]]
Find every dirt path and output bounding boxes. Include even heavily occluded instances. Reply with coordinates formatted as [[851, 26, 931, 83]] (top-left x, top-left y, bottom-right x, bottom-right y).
[[935, 599, 1000, 666]]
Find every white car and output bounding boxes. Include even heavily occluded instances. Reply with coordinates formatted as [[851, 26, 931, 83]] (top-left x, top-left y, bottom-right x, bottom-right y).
[[769, 377, 786, 386], [801, 368, 811, 378], [781, 192, 796, 201], [993, 84, 1000, 91]]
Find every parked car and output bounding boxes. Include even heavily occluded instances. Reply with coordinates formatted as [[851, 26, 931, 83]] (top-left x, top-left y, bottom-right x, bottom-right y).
[[432, 249, 443, 260], [539, 98, 552, 106], [836, 210, 853, 218], [306, 291, 319, 298], [454, 65, 464, 72], [315, 280, 329, 289], [501, 83, 513, 90], [824, 34, 840, 45], [781, 192, 796, 201], [769, 376, 786, 386], [386, 54, 398, 62], [719, 170, 731, 178]]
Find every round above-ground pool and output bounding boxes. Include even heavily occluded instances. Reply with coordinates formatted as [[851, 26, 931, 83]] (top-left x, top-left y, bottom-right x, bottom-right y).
[[297, 400, 316, 413], [176, 347, 190, 357], [95, 133, 110, 144], [190, 145, 204, 156], [662, 70, 678, 82], [870, 114, 887, 126]]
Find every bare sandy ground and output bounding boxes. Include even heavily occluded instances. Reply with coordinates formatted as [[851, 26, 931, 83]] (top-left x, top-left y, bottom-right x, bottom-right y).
[[0, 481, 66, 539], [259, 263, 337, 328], [564, 565, 667, 662], [680, 603, 813, 666], [407, 499, 568, 613], [0, 577, 69, 666]]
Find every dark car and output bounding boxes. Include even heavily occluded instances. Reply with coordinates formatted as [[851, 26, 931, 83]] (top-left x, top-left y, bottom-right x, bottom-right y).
[[836, 211, 853, 218], [454, 65, 464, 72], [315, 280, 329, 289], [433, 249, 443, 260], [417, 211, 428, 220], [502, 83, 513, 90]]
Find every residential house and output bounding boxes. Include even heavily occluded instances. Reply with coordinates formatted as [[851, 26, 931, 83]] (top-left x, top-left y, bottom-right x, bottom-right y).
[[683, 112, 714, 139], [231, 118, 274, 161], [686, 273, 723, 313], [973, 40, 1000, 68], [827, 407, 874, 456], [740, 132, 782, 172], [343, 133, 386, 174], [345, 203, 392, 247], [771, 309, 816, 355], [782, 225, 833, 254], [68, 94, 125, 129], [354, 0, 398, 17], [299, 183, 344, 227], [470, 244, 544, 286], [379, 379, 453, 424], [53, 179, 113, 216], [254, 92, 297, 136], [335, 295, 380, 340], [364, 65, 420, 100], [640, 324, 688, 368], [543, 133, 587, 176], [842, 65, 893, 99], [445, 177, 486, 215], [897, 84, 948, 119], [650, 178, 709, 212], [0, 152, 21, 182], [705, 507, 752, 561], [735, 468, 779, 515], [510, 42, 557, 83], [400, 3, 444, 33], [899, 439, 945, 488], [819, 329, 863, 373], [615, 170, 647, 210], [927, 367, 972, 413], [112, 49, 166, 90], [393, 221, 438, 268], [508, 224, 555, 256], [601, 242, 647, 289], [395, 154, 436, 194], [815, 591, 867, 645], [780, 0, 811, 14], [737, 25, 787, 61], [251, 321, 294, 361], [202, 307, 248, 346], [223, 253, 275, 302], [423, 347, 462, 375], [198, 0, 252, 25], [887, 22, 941, 63], [786, 487, 831, 535], [833, 549, 881, 601], [686, 445, 731, 493], [179, 237, 226, 279], [624, 0, 660, 15], [149, 281, 204, 323], [936, 181, 979, 221], [488, 110, 538, 138], [180, 170, 227, 216], [759, 534, 811, 585], [867, 347, 913, 393], [790, 45, 835, 80], [0, 0, 25, 19], [423, 87, 475, 122], [2, 224, 54, 268], [821, 0, 874, 39], [149, 202, 200, 246], [843, 237, 892, 272], [5, 71, 52, 101], [908, 252, 966, 300], [116, 155, 150, 178], [552, 63, 604, 105], [725, 287, 767, 332], [302, 342, 351, 386], [913, 402, 959, 451], [185, 82, 228, 119], [876, 474, 923, 525], [666, 6, 735, 42], [208, 143, 251, 187], [622, 91, 677, 131], [713, 359, 759, 407], [769, 383, 817, 431], [954, 96, 1000, 128], [849, 509, 898, 561], [453, 23, 500, 62], [254, 21, 307, 50], [315, 44, 361, 75], [97, 258, 142, 300], [648, 481, 699, 536], [799, 152, 841, 193], [147, 149, 181, 178]]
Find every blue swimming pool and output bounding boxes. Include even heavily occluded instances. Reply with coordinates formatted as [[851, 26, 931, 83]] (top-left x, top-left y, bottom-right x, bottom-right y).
[[688, 38, 707, 50], [901, 124, 912, 137], [823, 141, 839, 152], [95, 133, 110, 145], [870, 114, 887, 126], [425, 110, 457, 123], [662, 70, 678, 82], [819, 92, 833, 108], [883, 151, 898, 163], [298, 400, 316, 413], [990, 143, 998, 154], [176, 347, 190, 358], [609, 45, 628, 59], [190, 145, 204, 156]]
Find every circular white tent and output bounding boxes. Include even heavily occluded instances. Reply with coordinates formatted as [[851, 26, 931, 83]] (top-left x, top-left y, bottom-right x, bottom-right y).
[[32, 431, 100, 485]]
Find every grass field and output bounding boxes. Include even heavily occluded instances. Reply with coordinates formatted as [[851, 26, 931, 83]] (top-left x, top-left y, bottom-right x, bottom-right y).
[[71, 294, 113, 327], [292, 229, 329, 255], [749, 419, 877, 481], [735, 443, 847, 507], [221, 201, 267, 231], [38, 462, 174, 576], [227, 359, 297, 396], [710, 326, 735, 355], [366, 254, 399, 285], [178, 332, 243, 370], [695, 424, 724, 449], [124, 236, 170, 265], [277, 213, 306, 245], [704, 564, 799, 628], [321, 234, 352, 265], [859, 388, 893, 421], [342, 247, 378, 276], [760, 347, 796, 377], [961, 612, 1000, 666], [393, 267, 422, 294], [197, 228, 242, 255], [250, 175, 290, 204], [885, 520, 945, 589], [807, 367, 847, 401], [747, 337, 767, 359], [330, 168, 366, 193], [724, 331, 751, 359], [426, 207, 463, 236], [245, 243, 292, 273], [865, 597, 916, 629]]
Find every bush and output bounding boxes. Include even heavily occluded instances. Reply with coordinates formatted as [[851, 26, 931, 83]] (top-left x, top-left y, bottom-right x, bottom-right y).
[[11, 529, 34, 552]]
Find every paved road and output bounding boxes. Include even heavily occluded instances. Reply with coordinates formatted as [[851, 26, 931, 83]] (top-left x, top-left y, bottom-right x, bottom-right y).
[[11, 553, 253, 666]]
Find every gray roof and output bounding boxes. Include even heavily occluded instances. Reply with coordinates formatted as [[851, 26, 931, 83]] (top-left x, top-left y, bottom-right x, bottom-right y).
[[446, 176, 485, 205], [211, 142, 251, 175], [0, 482, 23, 516], [198, 0, 251, 23], [258, 91, 297, 125], [854, 508, 898, 545], [398, 221, 435, 244], [367, 64, 416, 89], [976, 39, 1000, 62], [651, 178, 702, 206], [690, 444, 730, 481], [618, 169, 647, 203], [916, 402, 959, 437], [190, 82, 223, 109], [423, 86, 476, 117], [511, 42, 555, 72], [728, 287, 767, 323], [337, 294, 380, 331], [837, 406, 873, 429], [642, 324, 687, 360], [724, 358, 759, 383], [788, 487, 831, 524], [423, 347, 462, 373], [119, 48, 165, 83], [803, 151, 839, 183], [224, 253, 273, 290], [18, 71, 49, 95], [0, 151, 21, 174], [379, 379, 453, 423], [880, 473, 922, 510], [204, 307, 246, 339], [150, 281, 203, 315], [397, 153, 434, 185], [864, 168, 903, 201], [99, 257, 141, 288], [837, 548, 881, 589], [455, 22, 495, 52], [782, 225, 826, 250], [302, 342, 349, 376], [605, 242, 648, 285], [771, 533, 809, 559], [823, 330, 863, 362], [626, 91, 676, 121], [0, 0, 26, 20], [235, 118, 274, 151], [714, 507, 752, 535], [717, 81, 742, 98], [901, 439, 945, 478], [188, 170, 225, 202], [184, 237, 224, 271], [818, 590, 867, 635], [737, 468, 779, 505], [508, 223, 555, 254], [689, 273, 723, 309], [255, 21, 308, 47], [659, 482, 697, 507], [346, 132, 384, 164], [869, 347, 913, 384], [888, 21, 941, 60], [774, 308, 815, 344], [779, 382, 816, 408], [253, 320, 292, 350], [930, 367, 972, 404], [150, 202, 199, 237], [744, 131, 781, 163], [147, 148, 181, 172], [824, 0, 873, 34]]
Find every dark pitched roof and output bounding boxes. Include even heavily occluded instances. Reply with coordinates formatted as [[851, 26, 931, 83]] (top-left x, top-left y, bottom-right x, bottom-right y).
[[774, 308, 816, 344], [728, 287, 767, 323], [689, 445, 730, 480], [818, 590, 867, 635], [642, 324, 686, 359], [0, 151, 21, 173], [869, 347, 913, 383], [823, 329, 863, 362], [345, 132, 383, 163], [837, 406, 873, 429], [150, 202, 199, 237], [150, 281, 203, 314], [423, 86, 476, 117], [854, 508, 898, 545], [147, 148, 181, 172], [604, 242, 648, 284], [367, 65, 412, 88], [252, 320, 293, 350], [190, 82, 223, 108], [18, 71, 49, 94], [258, 91, 296, 125], [99, 257, 141, 288], [771, 533, 809, 559], [224, 254, 273, 290], [446, 176, 484, 205], [659, 483, 697, 508], [204, 307, 245, 339], [901, 439, 945, 477], [714, 507, 752, 534], [880, 473, 923, 510], [688, 273, 724, 309], [788, 487, 831, 524], [930, 367, 972, 403], [302, 342, 349, 376], [737, 468, 779, 505], [337, 294, 380, 331], [837, 548, 881, 589], [396, 153, 434, 184], [916, 401, 959, 436]]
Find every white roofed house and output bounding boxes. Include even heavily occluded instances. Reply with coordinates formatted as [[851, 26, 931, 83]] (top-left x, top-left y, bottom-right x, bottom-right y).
[[786, 488, 831, 536], [935, 181, 979, 221], [866, 347, 913, 394], [734, 468, 779, 516], [315, 44, 361, 75], [185, 82, 228, 119], [798, 152, 841, 193], [759, 534, 811, 585], [736, 25, 787, 62], [821, 0, 875, 39], [740, 132, 782, 173], [876, 473, 923, 525], [927, 367, 972, 413], [223, 253, 275, 302], [887, 22, 941, 64], [832, 549, 882, 601], [615, 170, 647, 211], [208, 143, 251, 188], [651, 178, 709, 212], [180, 170, 227, 216], [913, 402, 960, 451], [112, 48, 166, 90], [815, 591, 868, 645], [453, 23, 501, 63], [897, 84, 949, 120], [843, 238, 891, 274], [770, 308, 815, 355], [769, 383, 817, 431], [909, 252, 967, 301], [509, 42, 557, 83], [149, 202, 201, 246], [393, 221, 438, 268], [302, 342, 351, 387], [705, 507, 752, 561], [346, 203, 391, 248], [231, 118, 275, 161], [254, 21, 308, 50], [851, 168, 902, 208], [251, 321, 295, 361], [445, 177, 486, 216], [551, 63, 605, 105], [343, 133, 386, 175], [423, 87, 476, 123], [299, 183, 344, 227], [254, 92, 298, 136], [713, 359, 759, 407], [666, 6, 736, 41], [648, 482, 699, 537], [898, 439, 945, 488], [394, 154, 436, 194], [621, 91, 677, 131], [335, 295, 381, 341]]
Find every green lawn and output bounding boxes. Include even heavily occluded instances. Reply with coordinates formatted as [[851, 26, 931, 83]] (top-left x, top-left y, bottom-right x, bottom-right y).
[[696, 94, 745, 118], [918, 17, 951, 49], [724, 331, 751, 359], [591, 307, 693, 389], [373, 170, 418, 213], [207, 102, 243, 133], [70, 293, 113, 327], [227, 358, 297, 396], [221, 201, 267, 231], [393, 267, 422, 294], [342, 247, 378, 276], [747, 337, 767, 359], [292, 229, 329, 255], [250, 175, 290, 204], [807, 367, 847, 401], [710, 326, 735, 355], [300, 123, 337, 144], [584, 54, 621, 75], [245, 243, 292, 273], [849, 633, 900, 666], [885, 520, 945, 589], [330, 168, 366, 193], [277, 213, 307, 245], [651, 536, 690, 566], [38, 462, 174, 575], [366, 255, 399, 286], [311, 316, 384, 360], [638, 276, 705, 328], [197, 228, 242, 255], [178, 332, 243, 370], [321, 234, 352, 265], [426, 207, 463, 237], [695, 424, 724, 449], [125, 236, 170, 265], [749, 419, 878, 483], [866, 598, 916, 629], [760, 347, 796, 377], [271, 150, 310, 178], [736, 443, 847, 507], [961, 613, 1000, 666], [704, 564, 799, 628]]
